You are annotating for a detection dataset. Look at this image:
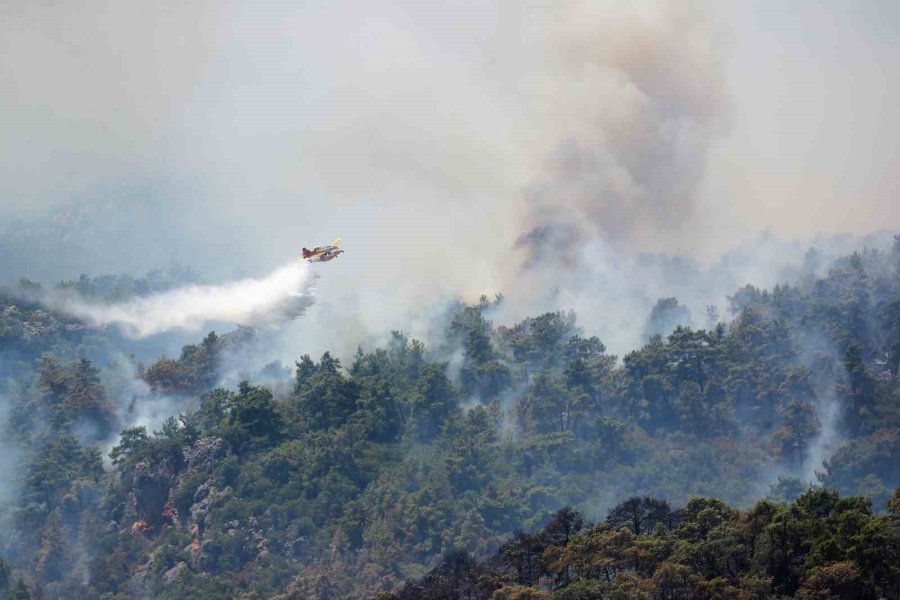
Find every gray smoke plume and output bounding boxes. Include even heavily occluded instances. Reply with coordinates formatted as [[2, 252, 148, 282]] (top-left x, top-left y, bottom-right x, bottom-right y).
[[515, 1, 725, 254], [0, 0, 897, 361]]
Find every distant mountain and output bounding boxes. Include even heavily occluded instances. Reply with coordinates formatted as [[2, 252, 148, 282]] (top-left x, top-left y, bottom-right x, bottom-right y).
[[0, 195, 197, 284]]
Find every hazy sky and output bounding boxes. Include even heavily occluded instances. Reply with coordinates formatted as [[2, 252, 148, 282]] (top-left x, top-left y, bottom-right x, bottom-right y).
[[700, 1, 900, 252], [1, 0, 898, 351], [2, 1, 897, 245]]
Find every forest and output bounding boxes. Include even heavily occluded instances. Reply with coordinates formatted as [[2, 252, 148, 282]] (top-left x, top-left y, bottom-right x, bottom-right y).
[[395, 490, 900, 600], [0, 240, 898, 599]]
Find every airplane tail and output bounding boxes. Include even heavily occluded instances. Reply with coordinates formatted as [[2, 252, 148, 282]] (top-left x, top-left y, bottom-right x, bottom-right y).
[[301, 248, 311, 258]]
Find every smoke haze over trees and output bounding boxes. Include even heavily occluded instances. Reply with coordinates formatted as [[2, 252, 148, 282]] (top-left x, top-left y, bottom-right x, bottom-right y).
[[2, 0, 900, 357], [1, 0, 899, 598], [0, 237, 898, 598]]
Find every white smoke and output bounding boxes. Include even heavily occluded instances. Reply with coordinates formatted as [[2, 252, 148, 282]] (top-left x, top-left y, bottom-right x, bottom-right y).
[[803, 391, 842, 483], [0, 377, 21, 509], [47, 262, 316, 338]]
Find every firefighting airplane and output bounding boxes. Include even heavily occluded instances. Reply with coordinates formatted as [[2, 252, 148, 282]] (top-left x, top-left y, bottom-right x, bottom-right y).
[[301, 238, 344, 263]]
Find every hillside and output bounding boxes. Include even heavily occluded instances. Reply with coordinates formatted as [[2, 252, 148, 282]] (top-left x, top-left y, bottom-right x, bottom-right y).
[[0, 240, 898, 599], [394, 490, 900, 600]]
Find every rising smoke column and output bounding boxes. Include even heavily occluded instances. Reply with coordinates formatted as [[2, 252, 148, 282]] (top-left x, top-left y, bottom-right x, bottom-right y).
[[47, 262, 316, 338], [489, 1, 729, 353], [515, 1, 726, 261]]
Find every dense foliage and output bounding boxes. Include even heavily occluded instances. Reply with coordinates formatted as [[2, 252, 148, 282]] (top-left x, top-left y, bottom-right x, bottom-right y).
[[396, 489, 900, 599], [0, 241, 898, 598]]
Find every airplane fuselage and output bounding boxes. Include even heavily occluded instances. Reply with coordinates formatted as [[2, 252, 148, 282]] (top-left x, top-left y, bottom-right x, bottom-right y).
[[301, 238, 344, 263], [307, 249, 342, 262]]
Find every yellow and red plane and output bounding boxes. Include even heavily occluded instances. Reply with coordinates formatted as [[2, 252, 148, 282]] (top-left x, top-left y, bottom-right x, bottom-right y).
[[301, 238, 344, 263]]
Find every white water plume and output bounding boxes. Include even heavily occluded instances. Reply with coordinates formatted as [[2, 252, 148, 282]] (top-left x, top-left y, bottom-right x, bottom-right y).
[[50, 262, 316, 338]]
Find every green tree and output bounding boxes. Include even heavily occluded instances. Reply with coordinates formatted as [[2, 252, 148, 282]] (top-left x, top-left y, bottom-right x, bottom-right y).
[[607, 497, 673, 536], [289, 353, 360, 432], [109, 426, 150, 465], [225, 381, 283, 451], [410, 363, 457, 441]]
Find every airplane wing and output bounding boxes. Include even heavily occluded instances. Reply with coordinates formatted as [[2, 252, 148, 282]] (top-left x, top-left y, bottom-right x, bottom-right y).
[[331, 238, 342, 247]]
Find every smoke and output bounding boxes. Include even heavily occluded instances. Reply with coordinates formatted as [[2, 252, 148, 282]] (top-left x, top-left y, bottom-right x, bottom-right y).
[[44, 262, 316, 338], [515, 0, 725, 255], [0, 365, 24, 544], [495, 1, 726, 352], [101, 357, 188, 456], [221, 0, 735, 361], [803, 390, 842, 483], [0, 0, 897, 363]]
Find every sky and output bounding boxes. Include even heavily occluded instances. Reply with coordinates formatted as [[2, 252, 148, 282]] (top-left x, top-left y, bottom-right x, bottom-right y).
[[700, 1, 900, 249], [1, 0, 898, 354]]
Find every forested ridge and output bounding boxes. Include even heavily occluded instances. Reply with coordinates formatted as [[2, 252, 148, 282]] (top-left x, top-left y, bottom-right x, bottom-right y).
[[0, 241, 898, 599], [396, 490, 900, 600]]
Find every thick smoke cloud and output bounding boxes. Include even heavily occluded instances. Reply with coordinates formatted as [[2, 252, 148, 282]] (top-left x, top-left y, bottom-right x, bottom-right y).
[[516, 1, 725, 252], [497, 0, 726, 352], [0, 2, 896, 550], [0, 0, 897, 358], [45, 263, 315, 338]]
